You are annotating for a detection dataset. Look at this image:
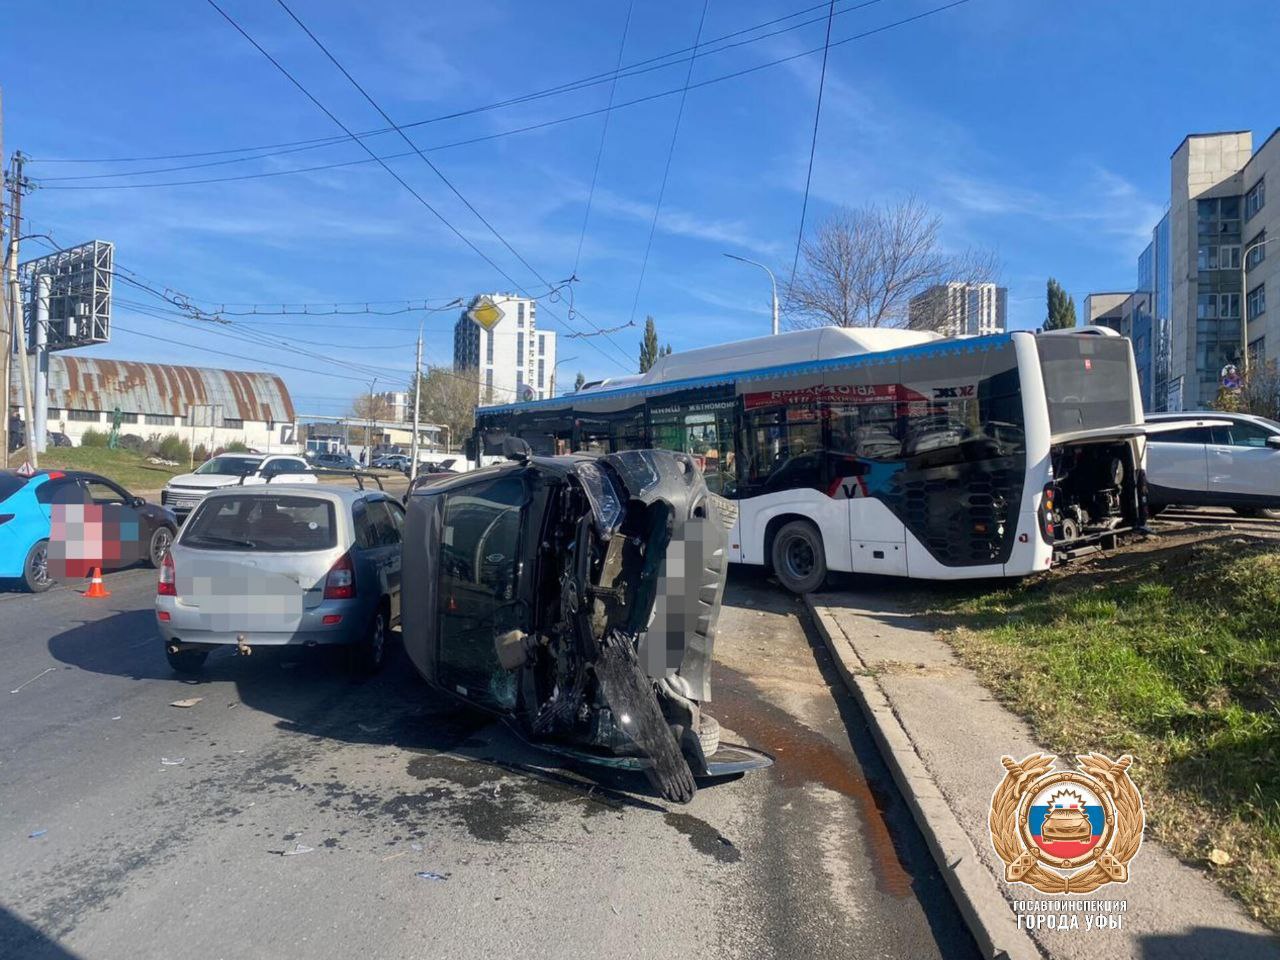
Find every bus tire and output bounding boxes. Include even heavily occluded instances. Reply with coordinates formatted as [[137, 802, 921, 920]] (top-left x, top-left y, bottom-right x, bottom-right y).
[[770, 520, 827, 594]]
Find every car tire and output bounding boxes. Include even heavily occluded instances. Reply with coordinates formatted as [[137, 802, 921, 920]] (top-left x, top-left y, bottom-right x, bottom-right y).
[[1233, 506, 1280, 520], [348, 606, 388, 675], [148, 526, 175, 569], [770, 520, 827, 594], [698, 714, 721, 759], [21, 539, 53, 593], [165, 645, 208, 674]]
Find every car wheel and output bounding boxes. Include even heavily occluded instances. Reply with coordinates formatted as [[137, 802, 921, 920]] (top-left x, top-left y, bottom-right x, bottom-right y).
[[22, 539, 53, 593], [1233, 506, 1280, 520], [148, 526, 175, 568], [348, 606, 388, 675], [698, 714, 721, 759], [770, 520, 827, 594], [165, 645, 208, 674]]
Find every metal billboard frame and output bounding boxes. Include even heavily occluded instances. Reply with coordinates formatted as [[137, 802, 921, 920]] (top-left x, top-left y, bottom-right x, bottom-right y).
[[19, 240, 113, 351]]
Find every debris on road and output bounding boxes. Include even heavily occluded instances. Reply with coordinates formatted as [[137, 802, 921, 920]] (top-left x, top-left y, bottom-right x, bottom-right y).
[[415, 871, 448, 882], [29, 829, 47, 839], [282, 843, 314, 856], [110, 716, 122, 721], [10, 666, 55, 694], [170, 697, 203, 708], [1209, 849, 1233, 867], [160, 757, 186, 765]]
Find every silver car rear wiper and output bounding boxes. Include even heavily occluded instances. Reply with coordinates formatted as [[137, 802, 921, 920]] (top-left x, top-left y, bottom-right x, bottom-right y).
[[185, 534, 258, 549]]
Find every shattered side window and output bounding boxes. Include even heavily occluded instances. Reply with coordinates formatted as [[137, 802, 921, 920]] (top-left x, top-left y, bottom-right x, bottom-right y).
[[436, 475, 526, 710]]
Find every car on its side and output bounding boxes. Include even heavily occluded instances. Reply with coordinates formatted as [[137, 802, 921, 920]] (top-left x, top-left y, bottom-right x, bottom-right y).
[[47, 431, 73, 448], [162, 453, 314, 520], [1145, 411, 1280, 519], [156, 484, 404, 674], [400, 444, 771, 804], [0, 469, 177, 592]]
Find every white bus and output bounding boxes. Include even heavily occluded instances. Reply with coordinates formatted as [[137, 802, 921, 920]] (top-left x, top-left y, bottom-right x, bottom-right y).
[[471, 326, 1156, 592]]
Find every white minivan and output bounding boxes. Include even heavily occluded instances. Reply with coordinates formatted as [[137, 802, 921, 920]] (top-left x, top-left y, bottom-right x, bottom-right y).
[[1145, 412, 1280, 519]]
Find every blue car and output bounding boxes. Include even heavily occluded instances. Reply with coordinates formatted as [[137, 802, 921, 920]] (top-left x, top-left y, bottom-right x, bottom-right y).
[[0, 470, 178, 592]]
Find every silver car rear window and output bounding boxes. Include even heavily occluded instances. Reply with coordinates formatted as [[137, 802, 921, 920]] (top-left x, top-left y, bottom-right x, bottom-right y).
[[182, 495, 337, 552]]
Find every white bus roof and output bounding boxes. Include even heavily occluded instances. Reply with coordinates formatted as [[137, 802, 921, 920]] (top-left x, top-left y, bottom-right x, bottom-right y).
[[578, 327, 942, 394]]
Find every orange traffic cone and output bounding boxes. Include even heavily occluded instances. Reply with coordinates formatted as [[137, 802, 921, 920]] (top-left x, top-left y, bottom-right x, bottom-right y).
[[85, 567, 111, 599]]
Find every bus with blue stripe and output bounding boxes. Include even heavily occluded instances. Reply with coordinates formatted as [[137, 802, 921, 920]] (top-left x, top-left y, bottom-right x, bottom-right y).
[[471, 325, 1151, 591]]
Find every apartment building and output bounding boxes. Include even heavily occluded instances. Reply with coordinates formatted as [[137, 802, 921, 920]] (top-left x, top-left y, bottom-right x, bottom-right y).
[[452, 294, 558, 405], [1087, 129, 1277, 411], [907, 282, 1007, 337]]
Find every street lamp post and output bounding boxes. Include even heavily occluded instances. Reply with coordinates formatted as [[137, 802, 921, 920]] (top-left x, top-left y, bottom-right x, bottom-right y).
[[1241, 235, 1278, 379], [723, 253, 779, 336]]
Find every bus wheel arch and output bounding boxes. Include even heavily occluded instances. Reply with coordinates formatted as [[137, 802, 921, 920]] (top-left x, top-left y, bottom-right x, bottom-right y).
[[765, 515, 828, 594]]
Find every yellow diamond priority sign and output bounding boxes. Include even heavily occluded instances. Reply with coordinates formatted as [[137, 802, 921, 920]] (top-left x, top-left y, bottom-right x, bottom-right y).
[[467, 296, 505, 331]]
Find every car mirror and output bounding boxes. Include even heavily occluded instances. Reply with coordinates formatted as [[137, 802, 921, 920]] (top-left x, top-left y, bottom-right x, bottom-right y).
[[129, 496, 146, 508], [1267, 435, 1280, 450], [502, 437, 532, 462], [464, 437, 477, 462]]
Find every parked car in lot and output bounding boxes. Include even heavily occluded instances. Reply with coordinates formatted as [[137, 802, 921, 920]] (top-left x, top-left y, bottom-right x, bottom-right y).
[[156, 485, 404, 674], [0, 469, 177, 592], [311, 451, 360, 471], [162, 453, 314, 520], [1145, 411, 1280, 519], [400, 444, 771, 804], [372, 454, 411, 471]]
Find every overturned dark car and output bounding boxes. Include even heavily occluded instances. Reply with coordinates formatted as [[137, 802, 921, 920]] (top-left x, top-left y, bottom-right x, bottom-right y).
[[401, 444, 771, 803]]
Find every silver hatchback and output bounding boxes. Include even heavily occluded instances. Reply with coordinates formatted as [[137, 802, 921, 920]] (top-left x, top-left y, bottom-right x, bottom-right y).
[[155, 484, 403, 674]]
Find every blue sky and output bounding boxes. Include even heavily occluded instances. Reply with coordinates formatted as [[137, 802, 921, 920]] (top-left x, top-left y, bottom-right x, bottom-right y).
[[4, 0, 1277, 416]]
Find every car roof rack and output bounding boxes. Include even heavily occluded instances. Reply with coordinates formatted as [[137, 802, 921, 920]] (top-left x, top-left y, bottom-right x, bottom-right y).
[[310, 468, 385, 491]]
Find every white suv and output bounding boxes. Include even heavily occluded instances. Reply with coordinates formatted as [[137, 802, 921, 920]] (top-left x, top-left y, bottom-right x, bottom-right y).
[[1145, 412, 1280, 519], [162, 453, 315, 520]]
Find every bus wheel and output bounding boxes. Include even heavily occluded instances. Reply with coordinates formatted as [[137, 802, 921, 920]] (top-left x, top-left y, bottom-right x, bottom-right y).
[[771, 520, 827, 594]]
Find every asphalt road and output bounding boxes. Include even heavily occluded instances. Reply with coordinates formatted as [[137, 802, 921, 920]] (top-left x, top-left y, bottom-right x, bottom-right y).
[[0, 565, 977, 960]]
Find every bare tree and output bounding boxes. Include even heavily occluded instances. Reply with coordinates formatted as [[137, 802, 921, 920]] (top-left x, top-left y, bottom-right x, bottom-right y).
[[349, 393, 393, 446], [783, 197, 999, 331], [415, 365, 479, 452]]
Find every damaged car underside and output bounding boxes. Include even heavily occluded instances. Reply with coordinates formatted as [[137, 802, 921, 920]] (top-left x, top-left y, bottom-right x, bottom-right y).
[[401, 447, 772, 803]]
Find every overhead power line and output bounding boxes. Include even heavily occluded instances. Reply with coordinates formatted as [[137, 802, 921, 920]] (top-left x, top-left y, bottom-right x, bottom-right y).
[[628, 0, 710, 327], [270, 0, 634, 369], [203, 0, 629, 372], [787, 0, 838, 297], [33, 0, 887, 169], [34, 1, 971, 196]]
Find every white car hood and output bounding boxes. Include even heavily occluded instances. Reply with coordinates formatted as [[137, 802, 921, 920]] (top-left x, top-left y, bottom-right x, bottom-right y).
[[165, 472, 248, 490]]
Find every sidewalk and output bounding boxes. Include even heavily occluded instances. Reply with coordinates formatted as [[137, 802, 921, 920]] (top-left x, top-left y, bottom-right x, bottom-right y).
[[806, 588, 1280, 960]]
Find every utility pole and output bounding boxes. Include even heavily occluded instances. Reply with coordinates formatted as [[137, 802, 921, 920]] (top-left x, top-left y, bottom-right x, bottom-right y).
[[1, 86, 7, 467], [6, 150, 35, 467], [409, 323, 423, 484], [33, 273, 49, 453]]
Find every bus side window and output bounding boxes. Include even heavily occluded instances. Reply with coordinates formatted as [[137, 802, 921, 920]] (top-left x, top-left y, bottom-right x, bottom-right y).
[[742, 405, 822, 494], [828, 402, 902, 462]]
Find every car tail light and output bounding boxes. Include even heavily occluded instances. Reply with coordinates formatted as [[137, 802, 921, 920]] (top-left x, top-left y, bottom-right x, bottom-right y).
[[324, 553, 356, 600], [157, 610, 171, 622], [1039, 482, 1056, 543], [158, 552, 176, 596], [322, 614, 343, 625]]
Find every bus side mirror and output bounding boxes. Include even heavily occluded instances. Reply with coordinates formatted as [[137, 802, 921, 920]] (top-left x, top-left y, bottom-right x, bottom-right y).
[[464, 437, 478, 462]]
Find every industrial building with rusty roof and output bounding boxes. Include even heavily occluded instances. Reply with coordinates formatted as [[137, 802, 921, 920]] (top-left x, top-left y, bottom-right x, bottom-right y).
[[8, 355, 298, 450]]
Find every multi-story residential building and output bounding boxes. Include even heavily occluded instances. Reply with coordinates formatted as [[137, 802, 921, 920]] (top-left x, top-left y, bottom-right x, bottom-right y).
[[452, 294, 558, 405], [907, 282, 1008, 337], [375, 391, 410, 422], [1087, 129, 1277, 411]]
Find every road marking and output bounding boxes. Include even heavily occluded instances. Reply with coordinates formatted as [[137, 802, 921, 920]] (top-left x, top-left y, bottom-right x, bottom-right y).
[[10, 666, 56, 694]]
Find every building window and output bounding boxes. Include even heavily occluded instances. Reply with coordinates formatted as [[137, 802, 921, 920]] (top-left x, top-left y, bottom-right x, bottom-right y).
[[1197, 246, 1218, 271], [1245, 177, 1265, 221], [486, 329, 494, 364], [516, 371, 524, 391], [485, 369, 493, 388], [1247, 231, 1268, 269], [517, 333, 524, 366], [1221, 292, 1240, 319], [144, 414, 173, 426], [538, 334, 545, 356], [67, 409, 100, 422], [223, 417, 244, 429], [517, 302, 525, 327], [1197, 293, 1218, 319], [1247, 284, 1267, 319], [1249, 337, 1265, 365], [119, 412, 139, 424], [1219, 245, 1240, 270], [538, 358, 545, 387]]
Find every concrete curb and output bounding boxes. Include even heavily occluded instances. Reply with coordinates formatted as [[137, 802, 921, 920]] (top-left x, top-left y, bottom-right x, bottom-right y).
[[804, 595, 1043, 960]]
